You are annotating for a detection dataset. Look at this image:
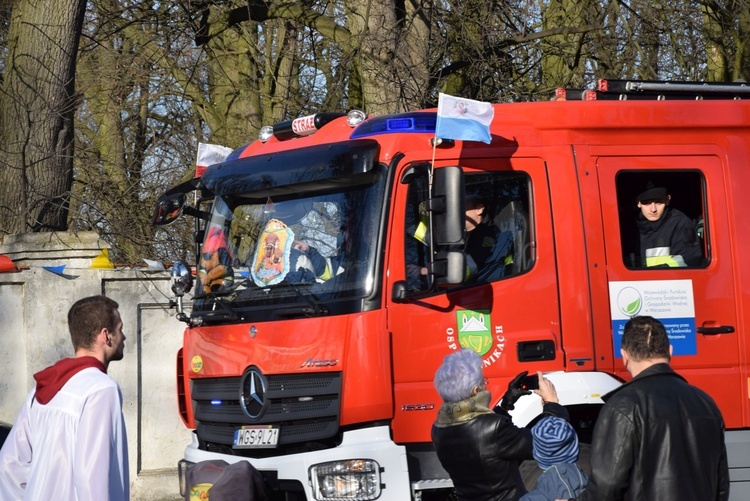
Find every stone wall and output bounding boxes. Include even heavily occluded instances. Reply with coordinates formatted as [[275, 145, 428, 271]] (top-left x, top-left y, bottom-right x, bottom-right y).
[[0, 232, 191, 500]]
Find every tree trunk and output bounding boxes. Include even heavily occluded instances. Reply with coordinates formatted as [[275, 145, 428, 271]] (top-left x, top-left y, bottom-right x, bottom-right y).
[[701, 1, 737, 82], [345, 0, 401, 114], [540, 0, 592, 90], [740, 5, 750, 81], [0, 0, 87, 234]]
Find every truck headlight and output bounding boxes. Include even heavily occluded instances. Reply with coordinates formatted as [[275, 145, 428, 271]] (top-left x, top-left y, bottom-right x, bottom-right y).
[[309, 459, 382, 500]]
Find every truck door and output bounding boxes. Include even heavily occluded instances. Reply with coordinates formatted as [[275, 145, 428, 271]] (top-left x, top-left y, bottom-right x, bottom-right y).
[[594, 149, 742, 427], [386, 156, 563, 443]]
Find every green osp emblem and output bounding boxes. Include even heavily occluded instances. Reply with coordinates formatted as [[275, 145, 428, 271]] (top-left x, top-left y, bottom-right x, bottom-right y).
[[457, 309, 492, 355]]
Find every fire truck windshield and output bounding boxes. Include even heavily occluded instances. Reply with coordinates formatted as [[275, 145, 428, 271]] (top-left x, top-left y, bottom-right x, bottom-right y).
[[192, 166, 387, 322]]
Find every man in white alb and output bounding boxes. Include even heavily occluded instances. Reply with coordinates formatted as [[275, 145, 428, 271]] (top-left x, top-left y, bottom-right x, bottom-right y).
[[0, 295, 129, 500]]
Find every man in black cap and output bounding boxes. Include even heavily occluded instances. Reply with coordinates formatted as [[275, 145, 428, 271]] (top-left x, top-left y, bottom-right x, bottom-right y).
[[635, 184, 702, 267]]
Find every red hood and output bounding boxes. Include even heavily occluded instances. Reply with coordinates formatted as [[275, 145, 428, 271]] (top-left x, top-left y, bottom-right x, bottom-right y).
[[33, 356, 106, 404]]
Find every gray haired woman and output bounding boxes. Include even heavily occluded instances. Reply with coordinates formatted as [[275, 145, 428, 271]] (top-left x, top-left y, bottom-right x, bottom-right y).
[[431, 349, 568, 501]]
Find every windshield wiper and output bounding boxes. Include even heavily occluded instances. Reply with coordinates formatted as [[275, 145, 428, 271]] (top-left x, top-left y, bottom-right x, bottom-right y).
[[205, 294, 241, 320], [272, 285, 329, 318]]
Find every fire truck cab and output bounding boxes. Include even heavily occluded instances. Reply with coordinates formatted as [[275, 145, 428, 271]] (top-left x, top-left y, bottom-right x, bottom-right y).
[[155, 80, 750, 500]]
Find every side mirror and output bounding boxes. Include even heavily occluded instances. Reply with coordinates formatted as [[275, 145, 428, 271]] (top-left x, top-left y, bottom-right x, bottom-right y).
[[391, 281, 408, 303], [171, 261, 193, 297], [431, 251, 466, 285], [171, 261, 193, 324], [153, 193, 187, 226], [431, 166, 465, 245]]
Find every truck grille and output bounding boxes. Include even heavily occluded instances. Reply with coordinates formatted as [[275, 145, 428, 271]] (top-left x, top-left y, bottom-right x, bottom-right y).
[[191, 372, 342, 450]]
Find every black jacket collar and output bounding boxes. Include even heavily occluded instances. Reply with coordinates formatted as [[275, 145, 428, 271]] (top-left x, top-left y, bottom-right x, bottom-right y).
[[602, 362, 685, 402]]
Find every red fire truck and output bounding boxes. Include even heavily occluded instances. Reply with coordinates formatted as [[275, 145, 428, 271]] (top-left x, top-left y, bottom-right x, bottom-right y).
[[154, 79, 750, 500]]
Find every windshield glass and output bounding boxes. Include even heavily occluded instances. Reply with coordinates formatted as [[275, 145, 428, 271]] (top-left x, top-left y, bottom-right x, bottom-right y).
[[193, 166, 387, 320]]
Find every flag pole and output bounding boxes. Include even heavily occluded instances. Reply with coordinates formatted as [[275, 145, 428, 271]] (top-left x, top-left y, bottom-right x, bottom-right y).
[[426, 129, 440, 289], [429, 136, 438, 185]]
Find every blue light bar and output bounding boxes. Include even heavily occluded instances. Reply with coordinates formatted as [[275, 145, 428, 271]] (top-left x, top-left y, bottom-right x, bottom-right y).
[[350, 112, 437, 138], [211, 400, 222, 406]]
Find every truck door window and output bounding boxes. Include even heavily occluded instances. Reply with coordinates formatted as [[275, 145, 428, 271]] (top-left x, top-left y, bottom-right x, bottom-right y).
[[404, 170, 532, 292], [616, 170, 707, 269]]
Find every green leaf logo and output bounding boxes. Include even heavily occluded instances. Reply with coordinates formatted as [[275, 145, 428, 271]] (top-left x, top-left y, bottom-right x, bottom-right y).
[[617, 287, 643, 317], [624, 297, 641, 316]]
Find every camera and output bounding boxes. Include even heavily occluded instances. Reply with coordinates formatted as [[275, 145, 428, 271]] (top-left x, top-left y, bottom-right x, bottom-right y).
[[519, 374, 539, 390]]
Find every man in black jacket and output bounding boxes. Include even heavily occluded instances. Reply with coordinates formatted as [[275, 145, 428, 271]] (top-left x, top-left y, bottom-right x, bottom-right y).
[[432, 349, 569, 501], [566, 316, 729, 501], [636, 185, 702, 267]]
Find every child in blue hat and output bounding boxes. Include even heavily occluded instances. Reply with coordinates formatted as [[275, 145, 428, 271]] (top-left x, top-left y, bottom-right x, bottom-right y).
[[520, 416, 588, 500]]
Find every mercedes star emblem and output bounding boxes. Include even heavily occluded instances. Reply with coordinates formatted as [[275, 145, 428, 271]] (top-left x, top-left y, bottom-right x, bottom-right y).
[[240, 367, 267, 420]]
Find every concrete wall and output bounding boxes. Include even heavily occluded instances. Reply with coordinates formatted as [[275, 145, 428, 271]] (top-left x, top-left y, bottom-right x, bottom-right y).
[[0, 232, 192, 500]]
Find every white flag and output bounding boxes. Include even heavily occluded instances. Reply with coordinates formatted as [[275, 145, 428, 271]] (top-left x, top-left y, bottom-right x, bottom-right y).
[[435, 93, 494, 144], [195, 143, 233, 177]]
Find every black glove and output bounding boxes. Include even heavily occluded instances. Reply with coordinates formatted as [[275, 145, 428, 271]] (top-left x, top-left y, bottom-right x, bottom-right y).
[[499, 371, 532, 411]]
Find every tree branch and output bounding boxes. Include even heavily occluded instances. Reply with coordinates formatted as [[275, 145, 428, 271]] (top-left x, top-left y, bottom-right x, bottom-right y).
[[430, 24, 601, 85], [195, 0, 351, 47]]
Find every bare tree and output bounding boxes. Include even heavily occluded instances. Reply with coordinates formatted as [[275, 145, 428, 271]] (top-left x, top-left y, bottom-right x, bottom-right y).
[[71, 0, 200, 262], [700, 0, 750, 81], [4, 0, 749, 264]]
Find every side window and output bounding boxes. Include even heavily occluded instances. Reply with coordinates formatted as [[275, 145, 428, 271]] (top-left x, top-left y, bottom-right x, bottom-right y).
[[404, 174, 430, 291], [404, 169, 533, 292], [616, 170, 707, 269]]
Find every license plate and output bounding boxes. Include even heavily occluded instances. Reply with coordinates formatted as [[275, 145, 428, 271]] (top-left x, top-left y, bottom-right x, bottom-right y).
[[232, 425, 279, 449]]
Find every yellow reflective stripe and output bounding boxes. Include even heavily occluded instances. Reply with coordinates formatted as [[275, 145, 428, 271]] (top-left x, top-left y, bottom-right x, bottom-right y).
[[646, 256, 680, 267], [319, 266, 333, 281], [414, 220, 428, 244], [318, 258, 334, 281]]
